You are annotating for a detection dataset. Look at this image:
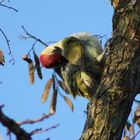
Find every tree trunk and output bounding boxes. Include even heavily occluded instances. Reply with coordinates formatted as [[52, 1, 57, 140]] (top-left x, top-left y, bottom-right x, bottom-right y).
[[80, 0, 140, 140]]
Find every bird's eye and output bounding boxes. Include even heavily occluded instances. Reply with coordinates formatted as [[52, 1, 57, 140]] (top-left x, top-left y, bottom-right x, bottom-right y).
[[53, 46, 62, 54]]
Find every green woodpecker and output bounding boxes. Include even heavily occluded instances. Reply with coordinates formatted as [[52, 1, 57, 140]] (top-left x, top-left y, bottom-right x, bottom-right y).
[[40, 32, 105, 100]]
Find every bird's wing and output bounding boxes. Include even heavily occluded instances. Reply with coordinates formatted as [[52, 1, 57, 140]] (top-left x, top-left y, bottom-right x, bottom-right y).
[[62, 37, 84, 65]]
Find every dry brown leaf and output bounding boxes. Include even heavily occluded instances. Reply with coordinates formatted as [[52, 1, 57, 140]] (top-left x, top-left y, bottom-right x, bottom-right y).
[[136, 106, 140, 116], [136, 119, 140, 127], [0, 50, 4, 65], [64, 96, 74, 112], [112, 0, 119, 8], [29, 60, 35, 85], [58, 80, 69, 94], [133, 105, 140, 127], [22, 54, 35, 84], [41, 78, 53, 103], [33, 51, 43, 79], [122, 136, 129, 140], [52, 74, 56, 90], [49, 89, 58, 113]]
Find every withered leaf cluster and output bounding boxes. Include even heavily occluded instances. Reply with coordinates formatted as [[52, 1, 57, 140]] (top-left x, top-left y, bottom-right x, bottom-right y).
[[22, 51, 42, 85], [41, 74, 74, 113], [22, 52, 74, 113]]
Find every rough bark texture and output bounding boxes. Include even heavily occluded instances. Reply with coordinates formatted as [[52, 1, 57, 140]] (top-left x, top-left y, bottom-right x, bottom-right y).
[[80, 0, 140, 140]]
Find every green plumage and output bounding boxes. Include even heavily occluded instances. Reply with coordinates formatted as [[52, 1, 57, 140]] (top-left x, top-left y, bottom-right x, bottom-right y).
[[62, 37, 84, 65], [55, 33, 105, 100]]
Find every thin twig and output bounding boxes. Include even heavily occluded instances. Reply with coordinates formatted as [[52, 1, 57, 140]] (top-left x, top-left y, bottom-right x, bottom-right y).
[[0, 28, 15, 65], [0, 3, 18, 12], [18, 35, 31, 41], [18, 112, 55, 125], [0, 0, 5, 4], [28, 40, 38, 56], [30, 124, 60, 135], [130, 129, 140, 140], [21, 25, 47, 46]]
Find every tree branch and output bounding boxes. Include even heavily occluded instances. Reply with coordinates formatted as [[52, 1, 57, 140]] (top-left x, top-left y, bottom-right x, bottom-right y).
[[0, 3, 18, 12], [30, 124, 60, 136], [0, 28, 15, 65], [0, 0, 18, 12], [0, 105, 59, 139], [17, 112, 54, 126], [21, 26, 47, 46], [0, 105, 32, 140]]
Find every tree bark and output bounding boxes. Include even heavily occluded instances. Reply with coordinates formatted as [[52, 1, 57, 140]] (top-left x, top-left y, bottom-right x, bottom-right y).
[[80, 0, 140, 140]]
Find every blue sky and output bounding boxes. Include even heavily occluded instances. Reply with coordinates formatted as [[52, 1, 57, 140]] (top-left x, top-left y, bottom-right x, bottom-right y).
[[0, 0, 122, 140]]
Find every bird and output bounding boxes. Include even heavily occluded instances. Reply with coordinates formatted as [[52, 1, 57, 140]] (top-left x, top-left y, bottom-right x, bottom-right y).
[[40, 32, 106, 100]]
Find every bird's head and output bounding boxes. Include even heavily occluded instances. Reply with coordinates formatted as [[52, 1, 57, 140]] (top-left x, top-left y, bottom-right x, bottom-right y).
[[40, 41, 66, 68], [40, 35, 85, 68]]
